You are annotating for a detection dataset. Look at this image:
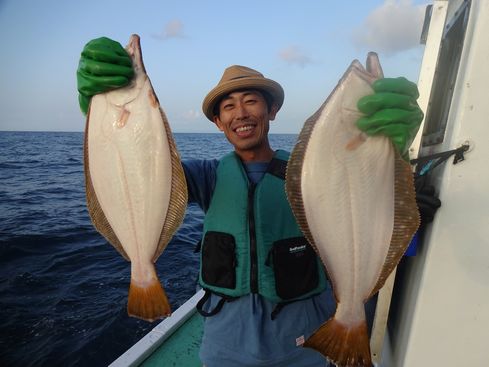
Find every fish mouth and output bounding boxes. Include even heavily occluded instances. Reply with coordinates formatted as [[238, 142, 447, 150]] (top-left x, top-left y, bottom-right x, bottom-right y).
[[126, 34, 140, 57]]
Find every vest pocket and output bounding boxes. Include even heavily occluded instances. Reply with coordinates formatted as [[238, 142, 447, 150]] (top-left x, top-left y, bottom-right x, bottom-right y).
[[269, 237, 319, 300], [201, 231, 237, 289]]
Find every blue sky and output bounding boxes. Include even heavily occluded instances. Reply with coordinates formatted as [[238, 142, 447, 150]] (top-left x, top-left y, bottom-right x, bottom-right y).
[[0, 0, 429, 133]]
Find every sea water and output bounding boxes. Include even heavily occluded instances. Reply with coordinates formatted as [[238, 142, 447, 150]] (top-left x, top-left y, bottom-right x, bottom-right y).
[[0, 131, 297, 367]]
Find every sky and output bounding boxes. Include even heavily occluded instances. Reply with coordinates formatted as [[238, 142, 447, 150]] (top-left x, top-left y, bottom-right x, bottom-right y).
[[0, 0, 430, 134]]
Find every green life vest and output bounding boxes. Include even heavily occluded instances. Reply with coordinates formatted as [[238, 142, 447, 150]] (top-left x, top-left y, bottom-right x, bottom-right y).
[[199, 150, 327, 304]]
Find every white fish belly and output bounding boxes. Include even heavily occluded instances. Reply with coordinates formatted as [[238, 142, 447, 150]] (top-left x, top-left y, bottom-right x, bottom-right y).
[[87, 80, 171, 264], [301, 71, 395, 320]]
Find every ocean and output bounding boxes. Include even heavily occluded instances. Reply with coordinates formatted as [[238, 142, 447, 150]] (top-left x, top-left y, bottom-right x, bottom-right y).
[[0, 131, 297, 367]]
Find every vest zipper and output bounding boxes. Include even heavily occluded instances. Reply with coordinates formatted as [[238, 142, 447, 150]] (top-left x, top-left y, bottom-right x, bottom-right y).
[[248, 183, 258, 293]]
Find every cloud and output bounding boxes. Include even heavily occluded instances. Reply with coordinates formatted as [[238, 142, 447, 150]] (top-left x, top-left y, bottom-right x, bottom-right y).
[[181, 109, 201, 120], [278, 45, 312, 67], [351, 0, 427, 55], [152, 20, 186, 40]]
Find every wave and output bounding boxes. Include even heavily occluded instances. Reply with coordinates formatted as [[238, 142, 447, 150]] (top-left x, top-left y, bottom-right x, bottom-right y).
[[0, 131, 298, 366]]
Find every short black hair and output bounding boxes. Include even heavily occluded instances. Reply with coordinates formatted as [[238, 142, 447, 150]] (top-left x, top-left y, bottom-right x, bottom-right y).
[[213, 89, 274, 118]]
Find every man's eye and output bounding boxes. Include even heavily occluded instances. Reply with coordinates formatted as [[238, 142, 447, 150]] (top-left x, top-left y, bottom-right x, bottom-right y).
[[245, 99, 257, 104], [223, 103, 234, 110]]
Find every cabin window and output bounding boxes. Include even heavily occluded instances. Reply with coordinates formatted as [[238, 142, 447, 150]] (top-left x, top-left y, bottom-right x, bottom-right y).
[[421, 1, 471, 146]]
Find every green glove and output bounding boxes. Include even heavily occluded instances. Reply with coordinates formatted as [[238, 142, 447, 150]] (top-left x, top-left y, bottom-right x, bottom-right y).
[[356, 77, 424, 159], [77, 37, 134, 115]]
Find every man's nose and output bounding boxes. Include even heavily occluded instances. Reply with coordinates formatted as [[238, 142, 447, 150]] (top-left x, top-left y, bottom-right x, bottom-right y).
[[235, 103, 249, 120]]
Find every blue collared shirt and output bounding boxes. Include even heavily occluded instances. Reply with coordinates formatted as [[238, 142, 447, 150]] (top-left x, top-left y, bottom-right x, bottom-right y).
[[182, 158, 336, 366]]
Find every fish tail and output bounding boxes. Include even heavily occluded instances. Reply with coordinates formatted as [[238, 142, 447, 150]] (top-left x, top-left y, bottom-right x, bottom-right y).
[[304, 318, 372, 367], [127, 276, 171, 322]]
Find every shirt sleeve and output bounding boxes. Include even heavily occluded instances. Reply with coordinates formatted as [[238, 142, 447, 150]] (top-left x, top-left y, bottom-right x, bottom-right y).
[[182, 159, 218, 212]]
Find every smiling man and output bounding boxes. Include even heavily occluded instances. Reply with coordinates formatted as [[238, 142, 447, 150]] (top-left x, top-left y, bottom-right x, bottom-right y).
[[77, 38, 428, 367], [194, 65, 333, 366], [202, 66, 281, 163], [213, 89, 276, 161]]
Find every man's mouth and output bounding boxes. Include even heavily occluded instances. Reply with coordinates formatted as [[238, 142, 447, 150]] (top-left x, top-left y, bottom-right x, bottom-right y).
[[233, 124, 257, 137], [235, 125, 254, 133]]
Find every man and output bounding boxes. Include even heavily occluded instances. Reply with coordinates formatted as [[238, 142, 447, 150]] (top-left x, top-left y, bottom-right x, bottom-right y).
[[77, 37, 430, 366]]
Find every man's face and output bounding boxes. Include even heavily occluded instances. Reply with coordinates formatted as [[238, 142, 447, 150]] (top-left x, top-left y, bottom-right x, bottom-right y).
[[213, 90, 278, 159]]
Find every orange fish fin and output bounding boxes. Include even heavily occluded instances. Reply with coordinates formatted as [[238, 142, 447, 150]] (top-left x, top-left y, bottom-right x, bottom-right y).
[[304, 318, 372, 367], [127, 277, 171, 322]]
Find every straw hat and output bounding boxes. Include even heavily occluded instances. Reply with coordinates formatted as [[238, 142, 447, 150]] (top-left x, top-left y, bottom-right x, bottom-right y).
[[202, 65, 284, 122]]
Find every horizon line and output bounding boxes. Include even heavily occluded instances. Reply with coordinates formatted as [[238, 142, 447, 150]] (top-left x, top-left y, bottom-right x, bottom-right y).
[[0, 130, 299, 135]]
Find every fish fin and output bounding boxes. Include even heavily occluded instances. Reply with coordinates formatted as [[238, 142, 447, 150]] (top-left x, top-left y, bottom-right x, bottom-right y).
[[304, 318, 372, 367], [127, 276, 171, 322], [370, 150, 420, 296], [286, 101, 322, 250], [83, 117, 130, 261], [152, 107, 188, 262]]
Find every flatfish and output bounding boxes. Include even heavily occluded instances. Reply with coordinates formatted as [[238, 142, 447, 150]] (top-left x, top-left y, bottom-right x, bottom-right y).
[[83, 34, 187, 322], [286, 53, 419, 366]]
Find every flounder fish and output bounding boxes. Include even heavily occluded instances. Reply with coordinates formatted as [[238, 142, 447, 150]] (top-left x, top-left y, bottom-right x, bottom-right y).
[[83, 34, 187, 322], [286, 52, 419, 366]]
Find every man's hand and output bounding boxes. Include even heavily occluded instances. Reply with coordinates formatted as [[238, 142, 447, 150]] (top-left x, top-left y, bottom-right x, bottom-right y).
[[356, 77, 424, 159], [415, 174, 441, 228], [77, 37, 134, 115]]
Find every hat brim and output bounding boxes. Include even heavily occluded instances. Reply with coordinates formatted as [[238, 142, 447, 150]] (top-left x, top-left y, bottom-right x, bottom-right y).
[[202, 78, 284, 122]]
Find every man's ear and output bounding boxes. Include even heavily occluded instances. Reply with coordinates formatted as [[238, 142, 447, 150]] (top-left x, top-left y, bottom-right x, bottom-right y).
[[213, 115, 224, 131], [268, 104, 279, 121]]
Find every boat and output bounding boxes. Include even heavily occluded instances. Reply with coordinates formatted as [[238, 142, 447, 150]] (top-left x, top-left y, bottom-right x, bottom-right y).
[[370, 1, 489, 365], [109, 289, 204, 367], [111, 0, 489, 365]]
